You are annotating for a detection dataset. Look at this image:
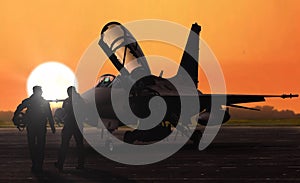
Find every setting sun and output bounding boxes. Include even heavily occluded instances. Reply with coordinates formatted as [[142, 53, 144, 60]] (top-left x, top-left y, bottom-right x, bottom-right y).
[[27, 62, 77, 100], [0, 0, 299, 113]]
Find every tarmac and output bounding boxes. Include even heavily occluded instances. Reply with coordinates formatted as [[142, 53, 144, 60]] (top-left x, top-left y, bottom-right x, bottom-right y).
[[0, 126, 300, 182]]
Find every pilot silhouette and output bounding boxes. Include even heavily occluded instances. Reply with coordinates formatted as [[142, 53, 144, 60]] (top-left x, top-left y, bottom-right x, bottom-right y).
[[55, 86, 85, 172], [13, 86, 56, 173]]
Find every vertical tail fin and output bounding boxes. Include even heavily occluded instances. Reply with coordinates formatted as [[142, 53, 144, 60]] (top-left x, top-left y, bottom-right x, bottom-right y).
[[176, 23, 201, 88]]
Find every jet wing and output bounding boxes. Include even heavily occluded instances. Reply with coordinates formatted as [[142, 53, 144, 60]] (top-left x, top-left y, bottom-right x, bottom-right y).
[[195, 94, 299, 110], [155, 93, 298, 110], [204, 94, 298, 105]]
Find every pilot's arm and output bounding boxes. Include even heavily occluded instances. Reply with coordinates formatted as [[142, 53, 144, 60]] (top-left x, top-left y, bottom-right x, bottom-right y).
[[61, 98, 71, 123], [45, 101, 56, 134]]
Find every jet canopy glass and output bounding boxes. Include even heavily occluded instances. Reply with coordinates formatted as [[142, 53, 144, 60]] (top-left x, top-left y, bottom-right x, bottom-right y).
[[95, 74, 116, 88], [98, 22, 151, 76]]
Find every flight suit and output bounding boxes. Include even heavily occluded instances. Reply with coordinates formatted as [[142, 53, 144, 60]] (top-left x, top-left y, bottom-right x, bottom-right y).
[[56, 93, 84, 170], [14, 93, 55, 172]]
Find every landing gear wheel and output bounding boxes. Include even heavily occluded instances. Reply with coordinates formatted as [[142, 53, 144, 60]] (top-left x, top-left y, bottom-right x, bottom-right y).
[[105, 140, 114, 151], [123, 131, 135, 144], [190, 130, 202, 148]]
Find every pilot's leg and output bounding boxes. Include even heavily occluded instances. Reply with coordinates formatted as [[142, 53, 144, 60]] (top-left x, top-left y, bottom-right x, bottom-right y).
[[74, 127, 84, 169], [57, 127, 72, 170], [26, 127, 36, 172], [35, 127, 46, 171]]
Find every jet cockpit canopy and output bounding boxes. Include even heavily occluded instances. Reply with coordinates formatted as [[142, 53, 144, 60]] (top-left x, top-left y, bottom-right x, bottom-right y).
[[95, 74, 116, 88], [98, 22, 151, 76]]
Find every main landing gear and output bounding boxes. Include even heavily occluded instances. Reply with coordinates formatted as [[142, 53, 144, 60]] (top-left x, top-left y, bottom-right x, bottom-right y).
[[123, 122, 202, 149]]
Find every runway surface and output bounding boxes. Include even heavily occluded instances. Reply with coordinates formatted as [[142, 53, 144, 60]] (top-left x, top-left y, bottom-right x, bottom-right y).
[[0, 126, 300, 182]]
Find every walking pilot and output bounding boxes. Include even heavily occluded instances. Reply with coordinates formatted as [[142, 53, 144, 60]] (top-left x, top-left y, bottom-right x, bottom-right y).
[[13, 86, 56, 173], [55, 86, 85, 172]]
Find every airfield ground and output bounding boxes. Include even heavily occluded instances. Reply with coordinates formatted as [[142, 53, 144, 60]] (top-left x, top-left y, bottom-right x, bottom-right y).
[[0, 125, 300, 182]]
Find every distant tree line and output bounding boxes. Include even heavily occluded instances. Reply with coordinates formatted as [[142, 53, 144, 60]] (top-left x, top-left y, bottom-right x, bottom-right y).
[[230, 105, 300, 120], [0, 111, 13, 122]]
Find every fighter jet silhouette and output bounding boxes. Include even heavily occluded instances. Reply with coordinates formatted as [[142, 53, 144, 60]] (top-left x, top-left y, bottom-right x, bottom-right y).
[[78, 21, 298, 146]]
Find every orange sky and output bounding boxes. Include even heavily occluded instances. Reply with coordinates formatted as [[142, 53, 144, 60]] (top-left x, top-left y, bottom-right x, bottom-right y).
[[0, 0, 299, 113]]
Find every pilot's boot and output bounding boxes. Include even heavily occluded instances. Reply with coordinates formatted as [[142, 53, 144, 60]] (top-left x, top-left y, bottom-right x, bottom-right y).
[[54, 161, 63, 172], [31, 160, 36, 172], [76, 153, 84, 170], [76, 164, 84, 170], [190, 130, 202, 148], [124, 131, 136, 144]]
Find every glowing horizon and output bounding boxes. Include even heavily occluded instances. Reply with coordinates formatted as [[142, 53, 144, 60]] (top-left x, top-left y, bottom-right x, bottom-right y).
[[0, 0, 299, 113]]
